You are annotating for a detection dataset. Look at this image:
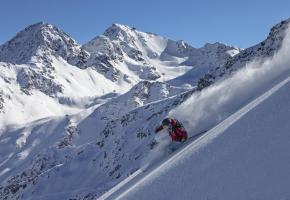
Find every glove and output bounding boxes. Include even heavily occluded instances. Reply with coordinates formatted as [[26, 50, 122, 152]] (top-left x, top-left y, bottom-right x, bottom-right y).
[[155, 126, 163, 133]]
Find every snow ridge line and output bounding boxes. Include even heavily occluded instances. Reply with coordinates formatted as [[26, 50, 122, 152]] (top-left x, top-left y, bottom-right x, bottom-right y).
[[103, 76, 290, 200]]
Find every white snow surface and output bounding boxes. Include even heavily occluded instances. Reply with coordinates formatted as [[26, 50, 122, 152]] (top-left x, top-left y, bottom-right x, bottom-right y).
[[98, 23, 290, 200], [111, 74, 290, 200], [1, 19, 290, 200], [0, 22, 238, 128]]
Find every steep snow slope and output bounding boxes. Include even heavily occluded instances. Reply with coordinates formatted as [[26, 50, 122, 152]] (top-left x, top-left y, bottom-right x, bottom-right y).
[[0, 22, 235, 199], [113, 74, 290, 200], [1, 18, 288, 200], [100, 23, 290, 200], [0, 82, 193, 200], [0, 57, 122, 127], [89, 81, 189, 121]]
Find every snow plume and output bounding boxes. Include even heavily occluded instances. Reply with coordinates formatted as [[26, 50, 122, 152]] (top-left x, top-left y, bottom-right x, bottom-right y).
[[140, 130, 171, 171], [170, 25, 290, 135]]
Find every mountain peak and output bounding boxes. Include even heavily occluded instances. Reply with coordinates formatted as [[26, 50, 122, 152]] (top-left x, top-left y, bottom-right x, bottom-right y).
[[0, 22, 88, 66], [24, 21, 52, 30], [102, 23, 138, 40], [111, 23, 134, 30], [11, 21, 65, 44]]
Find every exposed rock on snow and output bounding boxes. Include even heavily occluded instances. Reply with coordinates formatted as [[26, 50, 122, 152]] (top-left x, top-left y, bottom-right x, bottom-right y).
[[84, 23, 240, 86], [1, 17, 289, 200], [197, 19, 290, 90], [0, 22, 89, 97], [0, 22, 89, 67], [83, 24, 162, 82]]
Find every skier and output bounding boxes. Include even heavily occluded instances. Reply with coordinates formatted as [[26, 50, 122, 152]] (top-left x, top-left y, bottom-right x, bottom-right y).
[[155, 118, 188, 142]]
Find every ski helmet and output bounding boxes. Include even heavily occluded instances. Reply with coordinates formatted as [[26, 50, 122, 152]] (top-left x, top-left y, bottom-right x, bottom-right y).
[[162, 118, 171, 127]]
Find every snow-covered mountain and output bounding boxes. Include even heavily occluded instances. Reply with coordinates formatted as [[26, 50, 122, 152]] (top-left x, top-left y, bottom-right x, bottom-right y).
[[96, 18, 290, 200], [109, 67, 290, 200], [0, 22, 237, 127], [102, 22, 290, 199], [0, 22, 92, 95], [0, 22, 89, 67], [197, 19, 290, 90], [83, 24, 163, 82], [83, 23, 239, 85], [0, 17, 289, 200], [168, 42, 240, 86], [0, 83, 194, 200]]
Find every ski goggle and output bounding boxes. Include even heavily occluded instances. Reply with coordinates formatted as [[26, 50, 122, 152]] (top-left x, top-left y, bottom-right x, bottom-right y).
[[163, 124, 169, 128]]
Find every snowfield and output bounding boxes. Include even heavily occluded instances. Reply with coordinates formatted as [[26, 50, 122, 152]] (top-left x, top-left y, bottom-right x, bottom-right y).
[[110, 75, 290, 200], [0, 18, 290, 200]]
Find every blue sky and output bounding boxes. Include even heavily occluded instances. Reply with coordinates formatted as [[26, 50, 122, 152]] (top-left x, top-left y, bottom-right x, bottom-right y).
[[0, 0, 289, 48]]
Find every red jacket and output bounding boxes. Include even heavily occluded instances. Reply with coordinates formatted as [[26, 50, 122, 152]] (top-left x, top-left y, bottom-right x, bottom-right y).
[[155, 118, 188, 142]]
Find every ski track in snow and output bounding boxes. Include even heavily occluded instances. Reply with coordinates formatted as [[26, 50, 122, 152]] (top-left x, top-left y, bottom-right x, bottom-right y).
[[98, 76, 290, 200], [97, 170, 143, 200]]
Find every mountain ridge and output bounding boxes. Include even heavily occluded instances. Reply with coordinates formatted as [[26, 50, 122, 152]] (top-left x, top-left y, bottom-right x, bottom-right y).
[[0, 17, 289, 200], [0, 22, 89, 67], [197, 18, 290, 90]]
